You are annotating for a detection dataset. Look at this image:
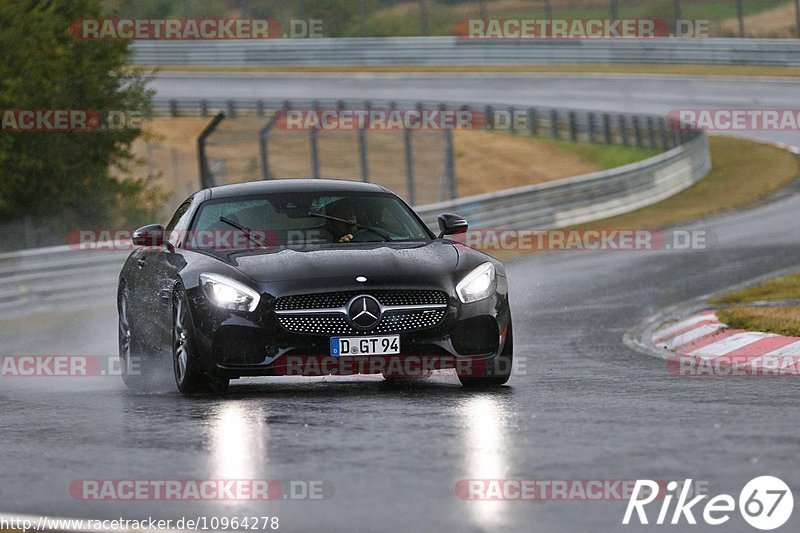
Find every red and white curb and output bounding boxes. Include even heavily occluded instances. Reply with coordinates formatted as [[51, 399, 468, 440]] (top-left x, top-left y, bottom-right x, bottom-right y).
[[652, 310, 800, 374]]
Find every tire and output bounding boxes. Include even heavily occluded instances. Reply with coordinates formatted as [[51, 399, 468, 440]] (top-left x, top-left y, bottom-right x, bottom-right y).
[[172, 285, 229, 395], [458, 321, 513, 388], [118, 282, 157, 390]]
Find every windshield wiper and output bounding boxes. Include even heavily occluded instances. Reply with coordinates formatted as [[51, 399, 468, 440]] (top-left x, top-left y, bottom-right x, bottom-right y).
[[307, 212, 391, 241], [219, 216, 275, 248]]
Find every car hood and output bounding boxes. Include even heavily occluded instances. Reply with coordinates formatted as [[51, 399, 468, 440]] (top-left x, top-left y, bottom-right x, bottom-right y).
[[226, 241, 460, 285]]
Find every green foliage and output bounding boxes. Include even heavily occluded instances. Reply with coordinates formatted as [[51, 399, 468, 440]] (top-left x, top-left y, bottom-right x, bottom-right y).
[[0, 0, 162, 231], [301, 0, 359, 37]]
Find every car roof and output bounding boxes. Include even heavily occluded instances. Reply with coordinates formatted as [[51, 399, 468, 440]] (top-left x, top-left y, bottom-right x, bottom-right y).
[[206, 179, 392, 199]]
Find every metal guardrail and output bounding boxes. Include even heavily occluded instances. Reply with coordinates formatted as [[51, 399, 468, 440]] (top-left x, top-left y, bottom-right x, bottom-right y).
[[132, 38, 800, 67], [416, 132, 709, 230], [0, 245, 128, 315], [0, 126, 709, 318]]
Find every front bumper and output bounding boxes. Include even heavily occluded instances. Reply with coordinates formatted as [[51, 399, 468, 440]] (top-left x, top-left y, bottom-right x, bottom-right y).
[[185, 283, 511, 380]]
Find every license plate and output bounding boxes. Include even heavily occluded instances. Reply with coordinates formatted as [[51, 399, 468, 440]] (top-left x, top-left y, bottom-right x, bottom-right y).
[[331, 335, 400, 356]]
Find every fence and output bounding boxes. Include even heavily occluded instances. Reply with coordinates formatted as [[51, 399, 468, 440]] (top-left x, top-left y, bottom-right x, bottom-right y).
[[150, 97, 687, 205], [0, 97, 692, 252], [131, 37, 800, 67], [0, 119, 710, 318]]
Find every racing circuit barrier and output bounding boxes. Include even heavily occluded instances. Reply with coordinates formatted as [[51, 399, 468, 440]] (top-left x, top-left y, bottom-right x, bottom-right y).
[[131, 38, 800, 67], [0, 101, 711, 316], [147, 97, 693, 207], [0, 123, 710, 318]]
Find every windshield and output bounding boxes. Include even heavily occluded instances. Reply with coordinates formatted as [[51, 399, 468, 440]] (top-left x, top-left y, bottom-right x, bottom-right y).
[[186, 191, 430, 250]]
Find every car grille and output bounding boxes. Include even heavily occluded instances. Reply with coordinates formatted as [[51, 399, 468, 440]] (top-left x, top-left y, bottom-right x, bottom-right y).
[[275, 290, 449, 336], [275, 290, 448, 311]]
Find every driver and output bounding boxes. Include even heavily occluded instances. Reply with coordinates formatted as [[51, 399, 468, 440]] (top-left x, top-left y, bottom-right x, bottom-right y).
[[324, 200, 358, 243]]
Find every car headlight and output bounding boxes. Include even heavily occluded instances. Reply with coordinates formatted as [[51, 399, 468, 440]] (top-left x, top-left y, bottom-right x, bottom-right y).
[[199, 273, 260, 312], [456, 262, 496, 304]]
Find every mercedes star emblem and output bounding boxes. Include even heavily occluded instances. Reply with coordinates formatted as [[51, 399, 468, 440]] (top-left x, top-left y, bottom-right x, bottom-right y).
[[347, 295, 381, 329]]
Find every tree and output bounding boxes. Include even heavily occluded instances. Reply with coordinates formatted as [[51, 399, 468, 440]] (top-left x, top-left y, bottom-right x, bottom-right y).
[[0, 0, 161, 230]]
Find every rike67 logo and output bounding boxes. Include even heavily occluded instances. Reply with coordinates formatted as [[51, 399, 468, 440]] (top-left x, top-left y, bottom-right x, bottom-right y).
[[624, 477, 793, 530]]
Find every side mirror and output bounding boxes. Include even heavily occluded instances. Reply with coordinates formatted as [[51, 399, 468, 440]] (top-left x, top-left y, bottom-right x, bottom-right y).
[[132, 224, 165, 247], [437, 213, 468, 238]]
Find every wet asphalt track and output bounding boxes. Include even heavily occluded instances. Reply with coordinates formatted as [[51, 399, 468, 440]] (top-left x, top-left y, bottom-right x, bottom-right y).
[[2, 74, 800, 532]]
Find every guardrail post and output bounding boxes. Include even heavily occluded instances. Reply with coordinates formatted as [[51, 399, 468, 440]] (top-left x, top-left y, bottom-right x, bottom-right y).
[[226, 100, 236, 119], [550, 109, 559, 139], [358, 0, 367, 36], [509, 106, 516, 134], [404, 102, 416, 205], [795, 0, 800, 39], [568, 111, 577, 142], [359, 101, 370, 182], [603, 114, 612, 144], [736, 0, 745, 37], [258, 111, 276, 180], [256, 100, 265, 117], [485, 105, 494, 130], [442, 104, 457, 200], [528, 108, 538, 136], [198, 112, 225, 189], [200, 99, 208, 117], [23, 216, 35, 249], [587, 112, 596, 143], [659, 119, 670, 149], [633, 116, 643, 148], [420, 0, 429, 36], [617, 115, 628, 146], [444, 128, 456, 200], [647, 116, 657, 148], [169, 99, 178, 117], [310, 100, 320, 179]]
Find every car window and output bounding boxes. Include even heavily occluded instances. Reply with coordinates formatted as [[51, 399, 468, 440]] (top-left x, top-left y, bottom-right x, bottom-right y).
[[165, 198, 193, 247], [188, 192, 429, 249]]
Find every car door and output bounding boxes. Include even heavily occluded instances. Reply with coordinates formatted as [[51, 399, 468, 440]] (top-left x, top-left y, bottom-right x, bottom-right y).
[[150, 199, 195, 350]]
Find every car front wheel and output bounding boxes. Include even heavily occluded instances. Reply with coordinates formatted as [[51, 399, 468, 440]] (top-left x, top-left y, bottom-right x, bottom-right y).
[[172, 286, 229, 395], [458, 321, 513, 388]]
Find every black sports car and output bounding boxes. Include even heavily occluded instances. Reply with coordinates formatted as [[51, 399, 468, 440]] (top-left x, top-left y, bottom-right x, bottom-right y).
[[118, 179, 512, 394]]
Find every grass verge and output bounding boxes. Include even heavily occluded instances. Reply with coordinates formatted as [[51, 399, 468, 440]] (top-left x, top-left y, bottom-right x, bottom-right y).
[[488, 136, 798, 262], [536, 138, 660, 170], [713, 273, 800, 304], [573, 136, 799, 230], [717, 305, 800, 337], [713, 272, 800, 336]]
